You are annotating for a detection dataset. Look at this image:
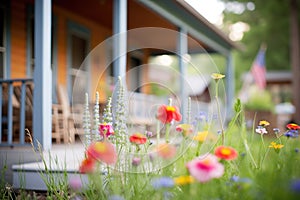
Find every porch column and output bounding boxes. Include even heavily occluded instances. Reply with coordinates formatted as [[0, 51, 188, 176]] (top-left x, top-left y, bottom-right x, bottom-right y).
[[177, 27, 188, 123], [225, 52, 234, 121], [113, 0, 127, 83], [33, 0, 52, 150]]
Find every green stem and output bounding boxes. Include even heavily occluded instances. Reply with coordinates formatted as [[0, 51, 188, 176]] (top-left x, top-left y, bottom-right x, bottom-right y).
[[156, 121, 160, 145], [165, 123, 170, 143], [260, 134, 266, 149], [215, 82, 225, 145]]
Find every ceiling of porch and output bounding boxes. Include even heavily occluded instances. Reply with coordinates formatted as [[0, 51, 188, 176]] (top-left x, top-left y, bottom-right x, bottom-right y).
[[53, 0, 214, 55]]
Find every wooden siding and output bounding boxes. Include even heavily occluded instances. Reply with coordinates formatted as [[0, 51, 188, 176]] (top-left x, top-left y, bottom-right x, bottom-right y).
[[10, 0, 27, 78], [53, 5, 112, 102], [8, 0, 154, 102]]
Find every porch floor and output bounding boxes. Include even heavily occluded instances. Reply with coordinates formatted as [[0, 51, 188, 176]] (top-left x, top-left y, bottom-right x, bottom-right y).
[[12, 142, 88, 191]]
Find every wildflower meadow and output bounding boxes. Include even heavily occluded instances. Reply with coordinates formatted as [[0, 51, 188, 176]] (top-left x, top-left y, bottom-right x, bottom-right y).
[[2, 74, 300, 200]]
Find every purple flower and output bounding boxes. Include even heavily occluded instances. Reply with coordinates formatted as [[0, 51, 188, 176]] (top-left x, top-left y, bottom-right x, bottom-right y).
[[230, 175, 240, 182], [295, 148, 299, 153], [291, 180, 300, 193], [145, 131, 153, 138], [132, 157, 141, 166], [195, 112, 207, 122], [151, 177, 174, 189], [284, 130, 299, 138], [69, 177, 82, 191]]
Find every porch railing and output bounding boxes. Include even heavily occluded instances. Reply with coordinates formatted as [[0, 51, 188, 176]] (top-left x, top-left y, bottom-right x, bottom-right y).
[[127, 92, 167, 126], [0, 78, 34, 147]]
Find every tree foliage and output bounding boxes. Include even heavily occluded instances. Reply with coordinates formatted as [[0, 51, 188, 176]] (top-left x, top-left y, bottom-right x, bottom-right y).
[[220, 0, 299, 89]]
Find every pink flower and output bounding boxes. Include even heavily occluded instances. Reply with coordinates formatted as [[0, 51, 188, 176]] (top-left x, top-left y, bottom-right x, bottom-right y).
[[87, 141, 117, 165], [99, 123, 114, 137], [186, 154, 224, 182]]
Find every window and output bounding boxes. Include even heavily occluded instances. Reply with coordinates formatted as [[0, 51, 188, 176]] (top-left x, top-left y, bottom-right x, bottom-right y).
[[67, 22, 90, 104]]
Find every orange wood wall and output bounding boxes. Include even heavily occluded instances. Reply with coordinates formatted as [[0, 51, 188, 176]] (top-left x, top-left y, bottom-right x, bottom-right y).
[[9, 0, 151, 102], [10, 0, 27, 78], [53, 5, 112, 102]]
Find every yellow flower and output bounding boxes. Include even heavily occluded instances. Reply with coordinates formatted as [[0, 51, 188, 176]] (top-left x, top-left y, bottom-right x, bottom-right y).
[[211, 73, 225, 80], [269, 142, 284, 149], [193, 131, 217, 142], [259, 120, 270, 127], [193, 131, 208, 142], [174, 175, 194, 186]]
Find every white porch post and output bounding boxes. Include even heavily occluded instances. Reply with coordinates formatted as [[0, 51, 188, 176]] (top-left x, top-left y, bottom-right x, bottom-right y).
[[178, 27, 188, 122], [33, 0, 52, 150], [113, 0, 127, 82], [225, 52, 234, 121]]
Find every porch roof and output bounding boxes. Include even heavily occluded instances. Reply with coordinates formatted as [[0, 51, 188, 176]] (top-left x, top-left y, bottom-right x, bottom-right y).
[[53, 0, 237, 55]]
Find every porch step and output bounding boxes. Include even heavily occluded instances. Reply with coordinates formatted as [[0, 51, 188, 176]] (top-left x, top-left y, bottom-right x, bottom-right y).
[[12, 143, 88, 191]]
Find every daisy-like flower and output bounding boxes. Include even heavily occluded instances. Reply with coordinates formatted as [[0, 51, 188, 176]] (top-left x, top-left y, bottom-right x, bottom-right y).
[[269, 142, 284, 149], [129, 133, 147, 145], [173, 175, 195, 186], [156, 105, 182, 124], [255, 126, 268, 134], [214, 146, 238, 160], [86, 141, 117, 165], [99, 123, 114, 138], [211, 73, 225, 80], [79, 157, 96, 173], [286, 123, 300, 130], [186, 154, 224, 183], [156, 143, 177, 159], [151, 177, 174, 189], [176, 124, 193, 136], [259, 120, 270, 127]]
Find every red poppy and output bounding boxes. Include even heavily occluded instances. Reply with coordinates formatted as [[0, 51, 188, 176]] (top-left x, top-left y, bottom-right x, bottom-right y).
[[79, 157, 95, 173], [87, 141, 117, 165], [286, 123, 300, 130], [214, 146, 238, 161], [156, 105, 182, 124], [129, 133, 147, 145]]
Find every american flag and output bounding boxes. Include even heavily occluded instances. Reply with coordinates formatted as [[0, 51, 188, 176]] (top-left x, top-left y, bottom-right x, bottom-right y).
[[251, 47, 266, 89]]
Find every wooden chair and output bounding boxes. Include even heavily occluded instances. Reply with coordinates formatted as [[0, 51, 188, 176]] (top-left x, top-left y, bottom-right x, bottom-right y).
[[52, 85, 84, 144]]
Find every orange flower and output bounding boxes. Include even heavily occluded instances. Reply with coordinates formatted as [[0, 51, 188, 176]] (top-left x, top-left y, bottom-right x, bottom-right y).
[[215, 146, 238, 160], [129, 133, 147, 145], [286, 123, 300, 130], [87, 141, 117, 165], [79, 157, 95, 173], [156, 143, 177, 159], [156, 105, 182, 124]]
